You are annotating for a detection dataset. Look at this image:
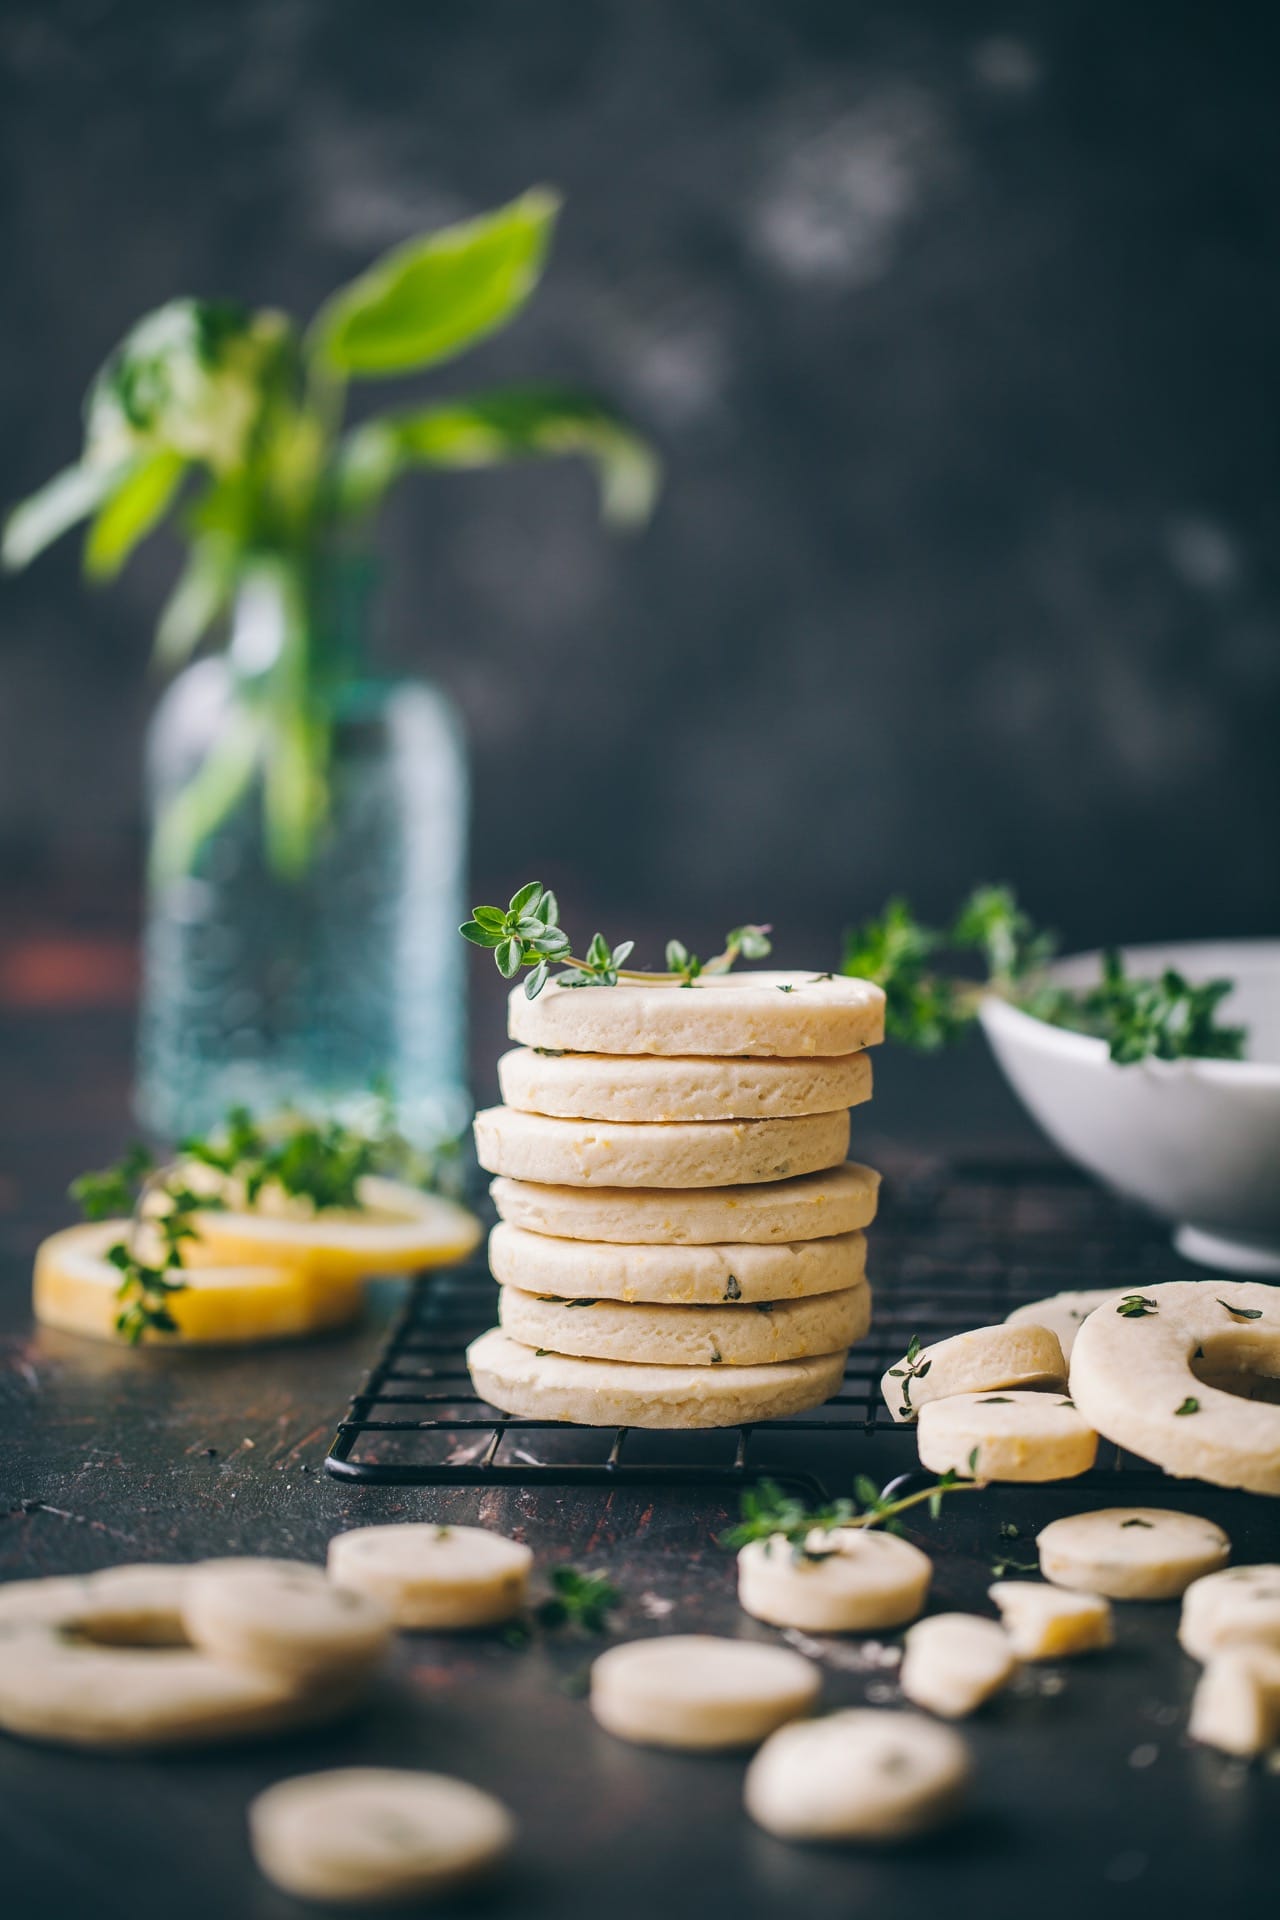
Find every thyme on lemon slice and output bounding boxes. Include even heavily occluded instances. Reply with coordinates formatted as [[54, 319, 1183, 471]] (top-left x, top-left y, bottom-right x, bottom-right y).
[[69, 1093, 450, 1344], [70, 1149, 207, 1345]]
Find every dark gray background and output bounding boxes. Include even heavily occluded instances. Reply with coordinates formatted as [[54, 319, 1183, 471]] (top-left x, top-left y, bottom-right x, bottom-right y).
[[2, 0, 1278, 954]]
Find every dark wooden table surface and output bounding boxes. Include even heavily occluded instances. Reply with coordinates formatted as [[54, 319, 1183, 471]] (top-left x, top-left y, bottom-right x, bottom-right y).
[[2, 963, 1277, 1920]]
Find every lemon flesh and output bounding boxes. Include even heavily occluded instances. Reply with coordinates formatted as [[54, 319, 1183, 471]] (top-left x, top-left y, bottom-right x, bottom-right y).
[[183, 1174, 482, 1281], [33, 1221, 362, 1346]]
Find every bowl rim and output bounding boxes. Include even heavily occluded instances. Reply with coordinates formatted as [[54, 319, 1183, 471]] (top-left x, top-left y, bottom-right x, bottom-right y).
[[977, 936, 1280, 1086]]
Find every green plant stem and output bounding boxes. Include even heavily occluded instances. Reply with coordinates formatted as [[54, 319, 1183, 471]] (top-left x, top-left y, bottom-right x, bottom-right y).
[[149, 707, 263, 883], [4, 192, 658, 887], [842, 1480, 984, 1530], [553, 930, 756, 986]]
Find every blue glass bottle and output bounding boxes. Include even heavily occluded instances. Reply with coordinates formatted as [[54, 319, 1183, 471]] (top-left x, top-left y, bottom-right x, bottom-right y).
[[136, 564, 469, 1145]]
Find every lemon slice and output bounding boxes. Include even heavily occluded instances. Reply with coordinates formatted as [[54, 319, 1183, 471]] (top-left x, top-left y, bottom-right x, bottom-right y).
[[184, 1174, 482, 1281], [33, 1222, 362, 1345]]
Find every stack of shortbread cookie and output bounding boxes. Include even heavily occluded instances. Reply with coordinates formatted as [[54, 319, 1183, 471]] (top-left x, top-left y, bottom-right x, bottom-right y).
[[466, 969, 885, 1428]]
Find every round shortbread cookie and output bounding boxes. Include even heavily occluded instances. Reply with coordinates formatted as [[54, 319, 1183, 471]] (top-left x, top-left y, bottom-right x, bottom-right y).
[[988, 1582, 1113, 1660], [497, 1047, 873, 1122], [466, 1327, 847, 1429], [1004, 1290, 1117, 1361], [590, 1635, 820, 1750], [249, 1769, 514, 1904], [1068, 1281, 1280, 1496], [0, 1565, 337, 1751], [899, 1614, 1017, 1719], [489, 1221, 868, 1305], [509, 970, 885, 1059], [498, 1282, 870, 1368], [490, 1160, 880, 1246], [1179, 1565, 1280, 1661], [744, 1709, 970, 1842], [882, 1323, 1067, 1425], [327, 1525, 533, 1630], [916, 1389, 1098, 1482], [1036, 1508, 1231, 1601], [182, 1560, 392, 1684], [737, 1527, 931, 1633], [474, 1104, 850, 1190]]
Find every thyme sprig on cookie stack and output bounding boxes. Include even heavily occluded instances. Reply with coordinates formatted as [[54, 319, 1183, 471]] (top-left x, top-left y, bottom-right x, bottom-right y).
[[461, 881, 772, 999], [464, 905, 881, 1431]]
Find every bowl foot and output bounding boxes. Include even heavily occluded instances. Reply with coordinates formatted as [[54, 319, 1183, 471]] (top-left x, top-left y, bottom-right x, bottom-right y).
[[1174, 1224, 1280, 1277]]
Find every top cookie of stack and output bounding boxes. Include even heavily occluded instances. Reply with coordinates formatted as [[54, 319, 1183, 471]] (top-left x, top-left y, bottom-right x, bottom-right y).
[[467, 971, 885, 1430]]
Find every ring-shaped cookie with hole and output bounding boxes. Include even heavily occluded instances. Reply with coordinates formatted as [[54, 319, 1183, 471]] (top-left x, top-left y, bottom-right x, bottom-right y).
[[0, 1564, 341, 1751], [1068, 1282, 1280, 1495]]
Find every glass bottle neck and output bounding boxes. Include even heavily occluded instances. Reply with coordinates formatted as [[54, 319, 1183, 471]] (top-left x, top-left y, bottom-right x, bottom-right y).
[[228, 550, 377, 702]]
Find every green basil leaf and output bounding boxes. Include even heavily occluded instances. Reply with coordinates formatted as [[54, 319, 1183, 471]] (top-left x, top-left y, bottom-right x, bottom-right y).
[[84, 448, 185, 580], [335, 384, 659, 525], [312, 188, 560, 378]]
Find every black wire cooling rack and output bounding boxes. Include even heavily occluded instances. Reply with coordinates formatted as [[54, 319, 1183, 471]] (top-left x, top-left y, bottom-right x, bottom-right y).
[[325, 1153, 1190, 1497]]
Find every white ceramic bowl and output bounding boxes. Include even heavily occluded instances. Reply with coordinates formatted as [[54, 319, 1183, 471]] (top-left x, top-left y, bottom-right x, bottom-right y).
[[979, 939, 1280, 1274]]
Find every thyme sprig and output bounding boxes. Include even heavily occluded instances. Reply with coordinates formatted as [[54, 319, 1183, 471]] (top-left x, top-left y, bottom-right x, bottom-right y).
[[720, 1467, 983, 1562], [991, 1551, 1040, 1578], [461, 881, 771, 999], [842, 886, 1246, 1066], [71, 1145, 207, 1343], [536, 1566, 622, 1633], [886, 1333, 932, 1422]]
